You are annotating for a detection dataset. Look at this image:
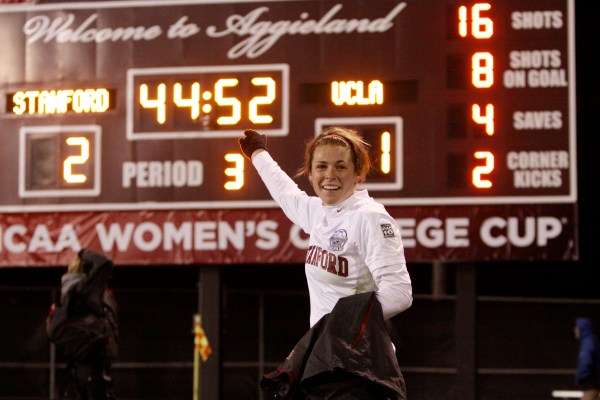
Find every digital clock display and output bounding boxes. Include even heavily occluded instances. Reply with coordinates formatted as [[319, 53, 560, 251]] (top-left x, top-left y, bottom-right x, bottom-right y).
[[126, 64, 289, 139], [0, 0, 576, 211]]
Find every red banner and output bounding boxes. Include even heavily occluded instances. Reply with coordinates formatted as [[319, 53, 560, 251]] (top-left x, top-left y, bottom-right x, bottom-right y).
[[0, 203, 577, 267]]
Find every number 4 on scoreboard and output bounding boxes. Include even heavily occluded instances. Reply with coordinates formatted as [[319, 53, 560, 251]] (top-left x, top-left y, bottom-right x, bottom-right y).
[[472, 103, 494, 135]]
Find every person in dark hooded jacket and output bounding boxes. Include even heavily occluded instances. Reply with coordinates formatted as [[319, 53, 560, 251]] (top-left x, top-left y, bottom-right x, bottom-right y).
[[47, 249, 118, 400], [574, 317, 600, 400]]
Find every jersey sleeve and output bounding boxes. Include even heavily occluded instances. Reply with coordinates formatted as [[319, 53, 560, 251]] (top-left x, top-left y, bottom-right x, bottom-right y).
[[361, 211, 413, 320], [252, 151, 315, 232]]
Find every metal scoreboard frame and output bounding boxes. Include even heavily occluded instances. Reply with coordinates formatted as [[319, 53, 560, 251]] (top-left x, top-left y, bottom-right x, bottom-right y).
[[0, 0, 578, 265], [0, 0, 577, 212]]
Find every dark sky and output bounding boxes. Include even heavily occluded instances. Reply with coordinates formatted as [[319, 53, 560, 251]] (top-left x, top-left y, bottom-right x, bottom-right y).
[[574, 2, 598, 264]]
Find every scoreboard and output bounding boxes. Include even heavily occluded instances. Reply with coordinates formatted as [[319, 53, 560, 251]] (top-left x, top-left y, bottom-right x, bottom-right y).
[[0, 0, 576, 212], [0, 0, 578, 265]]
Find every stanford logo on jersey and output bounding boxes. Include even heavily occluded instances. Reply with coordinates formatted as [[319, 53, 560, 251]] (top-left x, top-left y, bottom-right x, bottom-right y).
[[329, 229, 348, 251], [305, 245, 349, 277]]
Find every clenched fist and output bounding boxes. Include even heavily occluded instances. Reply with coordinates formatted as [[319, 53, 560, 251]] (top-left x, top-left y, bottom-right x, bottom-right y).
[[238, 129, 267, 159]]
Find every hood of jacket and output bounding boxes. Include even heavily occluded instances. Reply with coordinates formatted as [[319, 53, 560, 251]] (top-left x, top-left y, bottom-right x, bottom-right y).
[[576, 317, 595, 338]]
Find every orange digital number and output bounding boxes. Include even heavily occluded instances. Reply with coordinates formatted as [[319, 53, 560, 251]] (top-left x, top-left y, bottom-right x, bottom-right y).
[[64, 137, 90, 184], [224, 153, 244, 190], [458, 3, 493, 39], [472, 151, 494, 188], [472, 104, 494, 135]]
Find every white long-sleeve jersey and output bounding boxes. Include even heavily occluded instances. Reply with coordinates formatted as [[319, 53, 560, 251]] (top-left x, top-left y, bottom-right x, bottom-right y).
[[253, 151, 413, 327]]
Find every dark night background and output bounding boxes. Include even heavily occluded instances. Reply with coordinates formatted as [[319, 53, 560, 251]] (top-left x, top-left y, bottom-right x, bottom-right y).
[[470, 1, 598, 299], [574, 0, 597, 272], [0, 2, 598, 400]]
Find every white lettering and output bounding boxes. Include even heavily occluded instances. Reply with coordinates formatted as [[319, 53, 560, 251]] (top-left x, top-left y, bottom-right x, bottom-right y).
[[503, 70, 527, 88], [446, 219, 470, 247], [0, 216, 565, 259], [23, 13, 162, 44], [527, 69, 567, 87], [2, 224, 80, 253], [506, 151, 568, 189], [194, 222, 217, 250], [537, 217, 563, 245], [164, 222, 193, 251], [511, 11, 563, 30], [4, 225, 28, 253], [417, 218, 445, 248], [396, 218, 417, 248], [133, 222, 163, 252], [122, 160, 203, 188], [506, 151, 569, 170], [513, 169, 562, 188], [255, 221, 279, 250], [167, 16, 200, 39], [504, 50, 567, 88], [509, 50, 562, 69], [96, 223, 136, 252], [54, 224, 81, 252], [480, 217, 563, 248], [513, 111, 562, 130], [219, 221, 245, 250], [397, 218, 469, 248], [205, 3, 407, 58], [21, 6, 407, 60]]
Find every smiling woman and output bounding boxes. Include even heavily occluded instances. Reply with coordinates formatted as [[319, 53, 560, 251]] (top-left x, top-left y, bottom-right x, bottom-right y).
[[238, 127, 412, 398], [306, 140, 360, 206]]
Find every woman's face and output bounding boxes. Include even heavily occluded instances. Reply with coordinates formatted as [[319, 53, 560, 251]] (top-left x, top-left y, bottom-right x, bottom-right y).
[[308, 144, 359, 206]]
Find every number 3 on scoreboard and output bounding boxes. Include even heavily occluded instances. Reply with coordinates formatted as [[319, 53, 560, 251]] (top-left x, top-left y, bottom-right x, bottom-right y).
[[224, 153, 244, 190]]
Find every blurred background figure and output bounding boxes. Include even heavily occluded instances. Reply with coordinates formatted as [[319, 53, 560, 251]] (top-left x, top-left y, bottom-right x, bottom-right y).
[[46, 249, 119, 400], [574, 317, 600, 400]]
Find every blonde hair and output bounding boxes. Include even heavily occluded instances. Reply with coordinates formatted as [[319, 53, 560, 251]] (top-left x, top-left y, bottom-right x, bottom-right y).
[[67, 256, 84, 274], [295, 126, 372, 183]]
